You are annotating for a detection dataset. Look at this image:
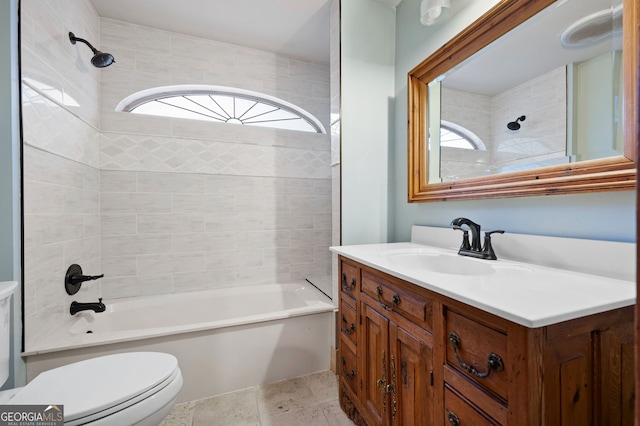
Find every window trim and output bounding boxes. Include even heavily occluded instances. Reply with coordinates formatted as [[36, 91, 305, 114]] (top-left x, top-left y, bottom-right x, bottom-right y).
[[115, 84, 327, 134]]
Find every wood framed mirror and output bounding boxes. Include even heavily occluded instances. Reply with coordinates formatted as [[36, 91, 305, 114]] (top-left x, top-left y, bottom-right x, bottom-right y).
[[408, 0, 637, 202]]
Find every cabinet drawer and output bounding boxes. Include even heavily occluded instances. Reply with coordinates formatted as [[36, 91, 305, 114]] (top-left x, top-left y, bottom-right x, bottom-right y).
[[339, 298, 357, 347], [445, 310, 507, 401], [445, 387, 500, 426], [340, 343, 358, 396], [362, 270, 432, 331], [340, 258, 359, 303]]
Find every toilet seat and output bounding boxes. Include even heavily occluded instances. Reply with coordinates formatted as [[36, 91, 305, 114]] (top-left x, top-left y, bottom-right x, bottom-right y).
[[9, 352, 182, 425]]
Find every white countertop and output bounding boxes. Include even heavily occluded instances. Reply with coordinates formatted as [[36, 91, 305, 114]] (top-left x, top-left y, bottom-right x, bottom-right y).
[[330, 242, 636, 328]]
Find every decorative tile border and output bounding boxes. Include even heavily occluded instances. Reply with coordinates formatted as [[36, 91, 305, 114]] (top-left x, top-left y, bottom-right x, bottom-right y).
[[100, 132, 331, 179]]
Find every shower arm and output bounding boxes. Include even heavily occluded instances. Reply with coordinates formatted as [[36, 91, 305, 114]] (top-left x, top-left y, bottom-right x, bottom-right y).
[[69, 32, 99, 55]]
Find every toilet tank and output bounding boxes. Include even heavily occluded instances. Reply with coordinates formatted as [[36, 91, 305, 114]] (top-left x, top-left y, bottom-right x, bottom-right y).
[[0, 282, 17, 387]]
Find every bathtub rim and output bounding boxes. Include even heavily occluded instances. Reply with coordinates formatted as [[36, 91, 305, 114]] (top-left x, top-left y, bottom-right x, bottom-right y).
[[23, 282, 336, 357]]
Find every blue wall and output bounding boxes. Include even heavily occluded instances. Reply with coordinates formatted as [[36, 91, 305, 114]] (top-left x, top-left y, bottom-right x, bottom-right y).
[[389, 0, 636, 243]]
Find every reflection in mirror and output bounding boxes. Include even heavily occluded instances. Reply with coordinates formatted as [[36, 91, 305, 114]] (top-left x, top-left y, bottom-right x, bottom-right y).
[[408, 0, 636, 202], [430, 0, 623, 183]]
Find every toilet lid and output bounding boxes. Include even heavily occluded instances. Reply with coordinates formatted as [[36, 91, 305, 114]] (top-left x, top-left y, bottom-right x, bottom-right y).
[[10, 352, 179, 423]]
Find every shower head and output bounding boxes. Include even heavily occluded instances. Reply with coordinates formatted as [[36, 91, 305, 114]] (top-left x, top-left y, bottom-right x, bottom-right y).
[[69, 32, 115, 68], [507, 115, 526, 131]]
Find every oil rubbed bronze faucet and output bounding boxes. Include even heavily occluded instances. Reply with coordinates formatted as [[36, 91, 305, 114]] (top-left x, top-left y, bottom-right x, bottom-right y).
[[70, 298, 106, 315], [450, 218, 504, 260]]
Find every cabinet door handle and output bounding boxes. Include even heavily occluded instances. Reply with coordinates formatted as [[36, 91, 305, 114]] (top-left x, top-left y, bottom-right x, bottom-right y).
[[448, 331, 504, 378], [389, 355, 397, 419], [376, 285, 401, 311], [341, 314, 356, 335], [341, 273, 356, 292], [448, 411, 460, 426], [376, 351, 387, 412]]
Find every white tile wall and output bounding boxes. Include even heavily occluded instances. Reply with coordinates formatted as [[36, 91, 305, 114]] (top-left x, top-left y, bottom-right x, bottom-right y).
[[21, 0, 101, 128], [99, 19, 330, 133], [100, 171, 332, 297], [99, 132, 330, 179], [22, 0, 332, 351], [95, 19, 331, 300], [22, 0, 103, 351]]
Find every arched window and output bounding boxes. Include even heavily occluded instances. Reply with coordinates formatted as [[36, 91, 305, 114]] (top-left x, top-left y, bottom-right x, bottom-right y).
[[440, 120, 485, 150], [116, 85, 326, 134]]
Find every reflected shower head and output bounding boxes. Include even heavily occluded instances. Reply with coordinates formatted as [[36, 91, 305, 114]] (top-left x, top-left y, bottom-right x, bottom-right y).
[[69, 32, 115, 68], [507, 115, 526, 131]]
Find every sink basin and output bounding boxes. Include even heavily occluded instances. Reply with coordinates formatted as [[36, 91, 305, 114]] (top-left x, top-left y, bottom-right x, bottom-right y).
[[381, 247, 534, 276], [389, 252, 495, 275], [383, 247, 503, 276]]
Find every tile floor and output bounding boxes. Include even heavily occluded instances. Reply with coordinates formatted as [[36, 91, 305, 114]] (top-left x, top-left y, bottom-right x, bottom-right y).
[[160, 370, 355, 426]]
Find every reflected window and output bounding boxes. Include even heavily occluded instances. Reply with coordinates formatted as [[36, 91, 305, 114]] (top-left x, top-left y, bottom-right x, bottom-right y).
[[440, 120, 485, 150], [116, 85, 326, 134]]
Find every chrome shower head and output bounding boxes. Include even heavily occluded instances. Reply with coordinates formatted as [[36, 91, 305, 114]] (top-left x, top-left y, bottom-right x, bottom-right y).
[[507, 115, 526, 131], [69, 32, 115, 68]]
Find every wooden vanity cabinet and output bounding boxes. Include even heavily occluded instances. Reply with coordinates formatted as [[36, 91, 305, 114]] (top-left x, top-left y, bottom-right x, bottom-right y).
[[337, 256, 635, 425], [360, 301, 434, 426], [339, 258, 435, 425]]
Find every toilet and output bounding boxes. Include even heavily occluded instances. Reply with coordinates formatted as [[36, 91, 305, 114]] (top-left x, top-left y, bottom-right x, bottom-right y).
[[0, 281, 183, 425]]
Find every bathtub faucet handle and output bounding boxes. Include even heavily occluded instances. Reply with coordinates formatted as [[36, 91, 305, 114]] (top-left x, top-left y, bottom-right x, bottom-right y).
[[69, 273, 104, 285], [65, 264, 105, 295]]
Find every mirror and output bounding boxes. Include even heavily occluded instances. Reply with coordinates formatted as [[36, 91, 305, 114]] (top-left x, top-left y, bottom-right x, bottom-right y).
[[408, 0, 637, 202]]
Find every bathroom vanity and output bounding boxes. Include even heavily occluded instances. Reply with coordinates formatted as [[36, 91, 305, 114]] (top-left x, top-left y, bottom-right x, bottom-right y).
[[331, 229, 635, 425]]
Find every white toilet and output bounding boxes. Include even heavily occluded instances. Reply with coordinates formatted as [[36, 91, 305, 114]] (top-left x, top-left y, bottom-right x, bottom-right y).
[[0, 281, 183, 425]]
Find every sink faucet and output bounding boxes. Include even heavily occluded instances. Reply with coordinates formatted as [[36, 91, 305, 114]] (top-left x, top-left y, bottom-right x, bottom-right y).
[[450, 218, 504, 260], [450, 217, 482, 251], [70, 298, 106, 315]]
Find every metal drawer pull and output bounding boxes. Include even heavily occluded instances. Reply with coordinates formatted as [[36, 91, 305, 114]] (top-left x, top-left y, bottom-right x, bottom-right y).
[[341, 357, 356, 380], [341, 314, 356, 335], [341, 273, 356, 292], [448, 411, 460, 426], [448, 331, 504, 378], [376, 285, 401, 312]]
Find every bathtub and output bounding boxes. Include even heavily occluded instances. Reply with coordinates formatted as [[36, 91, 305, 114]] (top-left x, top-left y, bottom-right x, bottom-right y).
[[24, 283, 336, 402]]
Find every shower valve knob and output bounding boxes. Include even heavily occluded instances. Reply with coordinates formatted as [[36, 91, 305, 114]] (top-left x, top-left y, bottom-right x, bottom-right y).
[[65, 264, 104, 295]]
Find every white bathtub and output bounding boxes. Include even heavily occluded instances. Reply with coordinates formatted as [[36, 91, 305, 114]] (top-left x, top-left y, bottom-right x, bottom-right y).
[[24, 283, 336, 402]]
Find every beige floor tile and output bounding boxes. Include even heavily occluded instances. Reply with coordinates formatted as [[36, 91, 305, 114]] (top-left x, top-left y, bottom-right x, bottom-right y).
[[302, 370, 339, 403], [160, 401, 196, 426], [161, 370, 352, 426], [320, 399, 356, 426], [192, 387, 261, 426], [261, 404, 330, 426], [257, 376, 318, 418]]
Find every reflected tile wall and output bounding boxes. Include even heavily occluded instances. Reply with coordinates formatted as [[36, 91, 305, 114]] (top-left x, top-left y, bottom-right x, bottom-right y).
[[441, 66, 566, 178]]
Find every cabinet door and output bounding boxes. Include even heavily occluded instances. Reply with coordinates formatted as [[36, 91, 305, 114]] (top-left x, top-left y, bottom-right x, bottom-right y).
[[361, 303, 389, 426], [389, 324, 433, 426]]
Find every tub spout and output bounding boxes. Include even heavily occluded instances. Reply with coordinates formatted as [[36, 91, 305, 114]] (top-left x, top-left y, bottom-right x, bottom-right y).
[[70, 298, 106, 315]]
